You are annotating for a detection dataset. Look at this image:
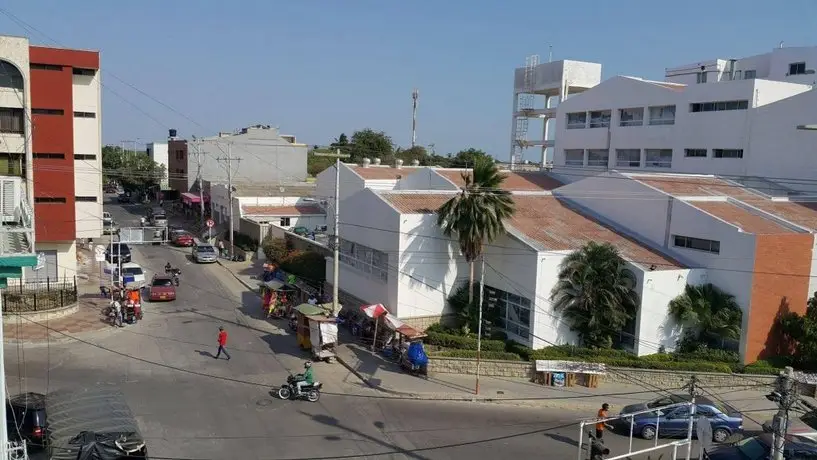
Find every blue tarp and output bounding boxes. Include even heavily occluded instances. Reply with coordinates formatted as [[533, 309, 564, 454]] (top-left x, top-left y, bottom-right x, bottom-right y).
[[407, 342, 428, 366]]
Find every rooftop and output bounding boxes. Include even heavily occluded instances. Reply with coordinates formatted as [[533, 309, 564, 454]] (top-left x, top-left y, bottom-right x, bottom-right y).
[[379, 192, 454, 214], [349, 165, 422, 180], [749, 201, 817, 232], [227, 182, 315, 197], [690, 201, 798, 234], [437, 170, 563, 191], [630, 174, 760, 199], [509, 196, 683, 270], [241, 205, 325, 217]]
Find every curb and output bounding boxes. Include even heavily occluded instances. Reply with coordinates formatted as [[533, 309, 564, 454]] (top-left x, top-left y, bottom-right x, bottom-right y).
[[217, 260, 260, 294]]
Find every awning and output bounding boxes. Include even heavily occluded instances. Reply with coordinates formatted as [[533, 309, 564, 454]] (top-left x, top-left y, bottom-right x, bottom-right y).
[[382, 313, 426, 339], [181, 192, 210, 204]]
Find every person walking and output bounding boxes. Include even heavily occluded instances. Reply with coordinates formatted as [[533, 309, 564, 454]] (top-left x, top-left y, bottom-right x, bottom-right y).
[[112, 298, 123, 328], [217, 240, 226, 258], [215, 326, 231, 360], [595, 403, 611, 440]]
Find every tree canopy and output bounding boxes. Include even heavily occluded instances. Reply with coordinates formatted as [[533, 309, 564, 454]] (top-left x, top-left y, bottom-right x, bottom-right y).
[[669, 283, 742, 351], [347, 129, 394, 161], [102, 145, 165, 190], [448, 148, 494, 169]]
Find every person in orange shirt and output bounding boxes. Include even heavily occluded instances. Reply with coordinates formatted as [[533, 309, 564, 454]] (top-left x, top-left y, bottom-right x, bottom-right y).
[[596, 403, 611, 439]]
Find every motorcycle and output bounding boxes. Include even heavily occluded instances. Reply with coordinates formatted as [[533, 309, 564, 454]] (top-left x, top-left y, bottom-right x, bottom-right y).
[[169, 268, 181, 286], [277, 375, 322, 402]]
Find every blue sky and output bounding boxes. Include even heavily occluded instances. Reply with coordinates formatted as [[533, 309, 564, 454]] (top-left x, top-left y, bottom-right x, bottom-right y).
[[2, 0, 816, 162]]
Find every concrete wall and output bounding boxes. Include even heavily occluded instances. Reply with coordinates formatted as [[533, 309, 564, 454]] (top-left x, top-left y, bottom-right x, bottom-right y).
[[71, 69, 103, 239], [146, 142, 169, 189], [315, 163, 365, 236], [397, 168, 458, 191]]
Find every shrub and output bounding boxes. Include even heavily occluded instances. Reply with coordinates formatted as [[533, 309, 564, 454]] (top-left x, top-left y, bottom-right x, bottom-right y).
[[674, 348, 740, 364], [280, 250, 326, 281], [231, 231, 259, 252], [425, 331, 506, 352], [505, 341, 534, 361], [431, 350, 523, 361], [740, 359, 786, 375], [262, 237, 289, 263]]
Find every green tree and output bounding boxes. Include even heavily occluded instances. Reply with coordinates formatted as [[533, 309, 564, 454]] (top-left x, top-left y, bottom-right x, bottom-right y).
[[262, 236, 290, 262], [331, 133, 349, 147], [550, 242, 640, 349], [102, 145, 165, 190], [396, 146, 428, 165], [449, 148, 493, 169], [779, 293, 817, 369], [669, 283, 743, 350], [348, 129, 393, 161], [437, 157, 515, 315]]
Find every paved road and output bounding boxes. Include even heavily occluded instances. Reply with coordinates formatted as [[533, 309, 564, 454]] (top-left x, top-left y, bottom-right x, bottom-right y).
[[2, 199, 713, 459]]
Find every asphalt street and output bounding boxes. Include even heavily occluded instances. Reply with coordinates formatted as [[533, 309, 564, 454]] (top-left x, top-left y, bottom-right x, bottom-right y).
[[2, 198, 712, 459]]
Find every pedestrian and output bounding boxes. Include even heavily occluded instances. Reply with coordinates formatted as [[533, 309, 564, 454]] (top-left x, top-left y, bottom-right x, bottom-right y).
[[217, 240, 226, 258], [112, 299, 123, 328], [308, 295, 317, 305], [215, 326, 231, 360], [595, 403, 611, 440]]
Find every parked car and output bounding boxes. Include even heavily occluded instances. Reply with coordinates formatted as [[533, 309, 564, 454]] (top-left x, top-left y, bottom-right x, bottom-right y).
[[151, 212, 168, 227], [6, 392, 47, 448], [102, 222, 120, 235], [172, 231, 194, 247], [106, 243, 132, 264], [629, 402, 742, 443], [118, 262, 146, 286], [192, 243, 218, 263], [703, 433, 817, 459], [292, 226, 309, 237], [117, 193, 131, 203], [148, 275, 176, 301]]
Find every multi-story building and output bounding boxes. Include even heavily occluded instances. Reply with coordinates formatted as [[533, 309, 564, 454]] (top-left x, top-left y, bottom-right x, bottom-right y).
[[145, 141, 169, 190], [0, 35, 102, 282], [166, 125, 307, 193]]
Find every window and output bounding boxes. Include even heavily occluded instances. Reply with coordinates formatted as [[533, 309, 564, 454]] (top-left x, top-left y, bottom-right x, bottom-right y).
[[279, 217, 291, 227], [673, 235, 720, 254], [684, 149, 707, 158], [72, 68, 95, 76], [0, 108, 23, 134], [175, 150, 185, 160], [338, 238, 388, 283], [564, 149, 584, 166], [789, 62, 807, 76], [33, 153, 65, 159], [31, 63, 63, 71], [74, 154, 97, 160], [645, 149, 673, 168], [696, 71, 707, 84], [587, 149, 609, 167], [484, 286, 532, 339], [0, 153, 24, 177], [648, 105, 675, 125], [619, 108, 644, 127], [616, 149, 641, 167], [566, 112, 587, 129], [73, 111, 96, 118], [31, 108, 64, 115], [34, 197, 66, 204], [0, 61, 23, 90], [690, 100, 749, 112], [588, 110, 611, 128], [744, 70, 756, 79], [75, 196, 97, 202], [713, 149, 744, 159]]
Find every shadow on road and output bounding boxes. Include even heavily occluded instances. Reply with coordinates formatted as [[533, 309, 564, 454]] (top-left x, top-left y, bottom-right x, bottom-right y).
[[544, 432, 579, 447], [195, 350, 215, 358]]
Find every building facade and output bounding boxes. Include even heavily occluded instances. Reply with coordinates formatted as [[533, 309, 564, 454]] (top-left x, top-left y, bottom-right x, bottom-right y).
[[146, 142, 169, 189], [166, 136, 189, 193]]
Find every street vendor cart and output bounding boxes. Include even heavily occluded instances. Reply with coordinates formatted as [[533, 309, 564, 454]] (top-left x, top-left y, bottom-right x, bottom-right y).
[[258, 279, 296, 318], [121, 283, 143, 324], [293, 303, 339, 362]]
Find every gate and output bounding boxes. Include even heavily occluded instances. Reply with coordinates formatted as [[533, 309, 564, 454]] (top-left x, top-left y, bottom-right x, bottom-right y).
[[117, 226, 169, 245]]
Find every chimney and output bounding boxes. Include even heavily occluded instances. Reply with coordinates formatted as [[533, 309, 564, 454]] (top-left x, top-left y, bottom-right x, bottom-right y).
[[394, 158, 404, 169], [362, 158, 371, 168], [373, 157, 382, 165]]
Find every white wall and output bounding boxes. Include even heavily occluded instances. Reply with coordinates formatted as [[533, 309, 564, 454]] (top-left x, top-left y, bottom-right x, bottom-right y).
[[532, 252, 578, 349], [325, 189, 401, 312], [253, 215, 325, 231], [72, 71, 102, 239], [146, 142, 169, 189], [397, 168, 459, 191], [37, 241, 77, 281], [315, 163, 365, 236]]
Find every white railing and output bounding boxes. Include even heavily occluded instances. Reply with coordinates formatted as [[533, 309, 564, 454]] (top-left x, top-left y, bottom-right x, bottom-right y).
[[7, 440, 28, 459], [0, 178, 34, 256]]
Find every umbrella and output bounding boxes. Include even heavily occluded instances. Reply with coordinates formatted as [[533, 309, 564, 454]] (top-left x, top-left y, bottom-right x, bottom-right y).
[[361, 303, 388, 319]]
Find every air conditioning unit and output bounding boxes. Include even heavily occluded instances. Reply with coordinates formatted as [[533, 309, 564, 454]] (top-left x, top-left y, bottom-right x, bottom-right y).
[[0, 176, 22, 223]]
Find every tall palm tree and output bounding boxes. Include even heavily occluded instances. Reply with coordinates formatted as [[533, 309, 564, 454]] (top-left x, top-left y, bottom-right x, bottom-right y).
[[669, 283, 742, 345], [437, 157, 515, 311], [550, 242, 640, 349]]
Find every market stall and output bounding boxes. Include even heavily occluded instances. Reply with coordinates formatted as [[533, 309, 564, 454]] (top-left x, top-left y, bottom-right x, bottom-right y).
[[258, 279, 296, 318], [293, 303, 339, 361]]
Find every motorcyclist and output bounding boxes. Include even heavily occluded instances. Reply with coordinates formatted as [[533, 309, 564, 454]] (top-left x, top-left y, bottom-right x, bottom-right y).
[[165, 262, 172, 273], [295, 361, 314, 396]]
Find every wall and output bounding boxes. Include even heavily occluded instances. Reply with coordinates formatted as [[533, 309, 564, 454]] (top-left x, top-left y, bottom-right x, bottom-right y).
[[533, 251, 578, 349], [146, 142, 169, 189], [324, 189, 400, 312], [315, 163, 365, 236], [397, 213, 468, 319], [34, 241, 76, 280], [71, 69, 102, 239], [167, 139, 188, 192], [397, 168, 458, 191], [767, 47, 817, 85]]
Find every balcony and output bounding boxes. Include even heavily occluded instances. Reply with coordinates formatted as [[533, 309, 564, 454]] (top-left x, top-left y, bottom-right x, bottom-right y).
[[0, 176, 36, 287]]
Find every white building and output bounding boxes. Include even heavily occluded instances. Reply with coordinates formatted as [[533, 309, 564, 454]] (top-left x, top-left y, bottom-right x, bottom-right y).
[[146, 142, 169, 189]]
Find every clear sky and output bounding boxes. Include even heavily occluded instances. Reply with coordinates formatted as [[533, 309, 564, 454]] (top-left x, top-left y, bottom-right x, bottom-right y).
[[2, 0, 816, 162]]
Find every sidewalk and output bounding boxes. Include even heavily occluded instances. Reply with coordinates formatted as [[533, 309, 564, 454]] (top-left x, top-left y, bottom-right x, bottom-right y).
[[217, 258, 263, 292]]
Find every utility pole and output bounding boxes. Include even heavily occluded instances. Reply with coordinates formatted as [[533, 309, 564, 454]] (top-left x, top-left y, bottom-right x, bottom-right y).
[[216, 143, 239, 259], [770, 367, 797, 460], [191, 137, 206, 225], [332, 158, 340, 314], [475, 254, 485, 395], [411, 88, 419, 148], [685, 375, 699, 460]]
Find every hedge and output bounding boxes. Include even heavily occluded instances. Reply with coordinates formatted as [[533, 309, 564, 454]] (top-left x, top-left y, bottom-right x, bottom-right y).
[[425, 331, 506, 352], [431, 350, 523, 361]]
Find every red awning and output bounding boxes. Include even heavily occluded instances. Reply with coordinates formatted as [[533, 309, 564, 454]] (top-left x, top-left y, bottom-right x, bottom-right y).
[[181, 192, 209, 204]]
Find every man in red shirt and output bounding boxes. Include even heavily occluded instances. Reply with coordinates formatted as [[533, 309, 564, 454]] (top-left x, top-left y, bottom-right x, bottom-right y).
[[215, 326, 231, 360]]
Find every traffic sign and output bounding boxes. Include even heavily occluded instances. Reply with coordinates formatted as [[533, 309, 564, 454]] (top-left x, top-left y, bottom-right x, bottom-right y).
[[94, 245, 107, 262], [206, 219, 215, 228]]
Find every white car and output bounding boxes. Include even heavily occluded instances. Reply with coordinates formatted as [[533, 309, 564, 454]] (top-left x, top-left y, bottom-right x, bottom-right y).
[[103, 211, 113, 226], [118, 262, 146, 287]]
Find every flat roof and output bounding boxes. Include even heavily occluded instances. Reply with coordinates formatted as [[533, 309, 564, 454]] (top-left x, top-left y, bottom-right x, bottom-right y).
[[691, 201, 798, 234], [349, 165, 421, 180], [380, 192, 454, 214], [241, 205, 324, 217], [436, 169, 563, 191], [631, 174, 759, 199]]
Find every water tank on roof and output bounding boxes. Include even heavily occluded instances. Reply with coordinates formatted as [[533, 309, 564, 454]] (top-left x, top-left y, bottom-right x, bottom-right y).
[[373, 158, 381, 165], [169, 129, 177, 139], [362, 158, 371, 168], [411, 159, 420, 166]]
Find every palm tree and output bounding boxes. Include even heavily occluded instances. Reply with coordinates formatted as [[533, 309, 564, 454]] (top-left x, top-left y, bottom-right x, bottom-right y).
[[550, 242, 640, 349], [437, 157, 515, 320], [669, 283, 742, 347]]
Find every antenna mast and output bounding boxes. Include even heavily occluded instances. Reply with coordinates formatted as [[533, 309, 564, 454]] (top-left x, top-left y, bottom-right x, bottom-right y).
[[411, 88, 419, 148]]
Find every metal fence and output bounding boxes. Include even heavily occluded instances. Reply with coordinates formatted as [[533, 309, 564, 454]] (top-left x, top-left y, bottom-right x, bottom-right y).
[[2, 276, 78, 313]]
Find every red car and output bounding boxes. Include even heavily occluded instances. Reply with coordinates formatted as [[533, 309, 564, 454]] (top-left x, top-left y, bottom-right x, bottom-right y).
[[172, 231, 194, 247], [149, 275, 176, 301]]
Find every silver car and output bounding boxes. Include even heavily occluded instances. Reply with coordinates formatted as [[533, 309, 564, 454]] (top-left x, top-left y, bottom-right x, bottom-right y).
[[192, 243, 217, 263]]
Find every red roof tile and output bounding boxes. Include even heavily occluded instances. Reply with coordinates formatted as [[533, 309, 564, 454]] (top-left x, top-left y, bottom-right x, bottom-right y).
[[241, 205, 325, 216], [350, 166, 415, 180], [747, 201, 817, 231], [379, 193, 454, 214], [438, 170, 563, 191], [691, 202, 796, 234], [636, 176, 758, 198]]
